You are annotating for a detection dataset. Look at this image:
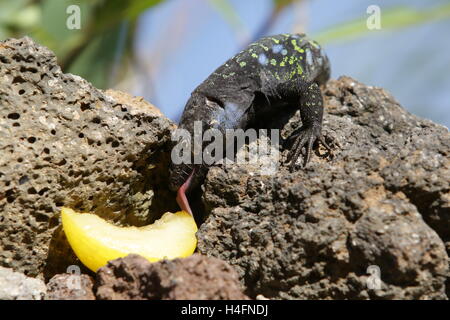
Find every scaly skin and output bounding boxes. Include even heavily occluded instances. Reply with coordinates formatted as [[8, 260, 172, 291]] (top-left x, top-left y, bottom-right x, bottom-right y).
[[169, 33, 332, 215]]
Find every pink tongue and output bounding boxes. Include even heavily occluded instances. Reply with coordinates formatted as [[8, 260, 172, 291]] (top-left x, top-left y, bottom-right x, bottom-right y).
[[176, 169, 195, 216]]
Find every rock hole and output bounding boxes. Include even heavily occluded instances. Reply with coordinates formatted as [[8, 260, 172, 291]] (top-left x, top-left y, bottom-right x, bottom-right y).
[[12, 76, 26, 84], [27, 187, 37, 194], [80, 103, 90, 111], [35, 213, 49, 222], [78, 133, 84, 138], [51, 129, 56, 135], [12, 122, 20, 127], [20, 66, 38, 73], [111, 140, 120, 148], [19, 175, 29, 185], [43, 148, 50, 154], [49, 216, 59, 228], [7, 113, 20, 120], [18, 89, 25, 95], [57, 159, 67, 166], [92, 117, 101, 124], [27, 137, 36, 143], [38, 187, 50, 196]]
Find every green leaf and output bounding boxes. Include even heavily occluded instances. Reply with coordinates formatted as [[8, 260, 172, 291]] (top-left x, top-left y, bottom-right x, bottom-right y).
[[313, 4, 450, 45], [125, 0, 165, 20]]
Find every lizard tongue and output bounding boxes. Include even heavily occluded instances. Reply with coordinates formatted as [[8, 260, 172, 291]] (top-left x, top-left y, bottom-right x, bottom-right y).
[[176, 169, 195, 216]]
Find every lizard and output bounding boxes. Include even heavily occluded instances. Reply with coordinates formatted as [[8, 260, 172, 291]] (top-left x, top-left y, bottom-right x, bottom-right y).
[[168, 33, 332, 216]]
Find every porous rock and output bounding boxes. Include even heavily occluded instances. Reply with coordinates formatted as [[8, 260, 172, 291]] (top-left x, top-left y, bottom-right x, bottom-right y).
[[95, 254, 249, 300], [0, 37, 176, 279], [197, 76, 450, 299], [45, 273, 95, 300]]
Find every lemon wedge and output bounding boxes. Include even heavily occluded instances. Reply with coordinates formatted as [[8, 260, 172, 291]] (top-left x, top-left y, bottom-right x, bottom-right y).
[[61, 207, 197, 272]]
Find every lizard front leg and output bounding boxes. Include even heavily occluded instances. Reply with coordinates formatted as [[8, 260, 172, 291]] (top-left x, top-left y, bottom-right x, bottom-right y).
[[285, 82, 331, 170]]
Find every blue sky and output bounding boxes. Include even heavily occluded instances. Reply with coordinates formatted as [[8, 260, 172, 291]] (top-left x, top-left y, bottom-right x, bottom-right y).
[[134, 0, 450, 128]]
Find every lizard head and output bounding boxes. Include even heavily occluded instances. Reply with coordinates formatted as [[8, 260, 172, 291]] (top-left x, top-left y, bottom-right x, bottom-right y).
[[168, 132, 196, 216], [168, 128, 207, 216], [168, 118, 202, 194], [168, 92, 219, 215]]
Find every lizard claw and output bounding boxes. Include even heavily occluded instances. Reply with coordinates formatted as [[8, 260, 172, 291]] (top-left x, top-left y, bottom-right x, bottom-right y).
[[285, 126, 332, 171]]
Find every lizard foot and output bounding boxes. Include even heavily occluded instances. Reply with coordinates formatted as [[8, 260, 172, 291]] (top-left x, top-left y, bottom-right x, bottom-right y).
[[284, 126, 333, 171]]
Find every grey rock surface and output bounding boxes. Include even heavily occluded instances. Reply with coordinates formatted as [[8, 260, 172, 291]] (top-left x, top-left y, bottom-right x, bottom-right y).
[[0, 266, 46, 299], [197, 76, 450, 299], [0, 37, 176, 279]]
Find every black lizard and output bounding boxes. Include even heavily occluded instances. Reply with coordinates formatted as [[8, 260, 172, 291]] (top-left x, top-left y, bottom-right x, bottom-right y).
[[169, 33, 332, 215]]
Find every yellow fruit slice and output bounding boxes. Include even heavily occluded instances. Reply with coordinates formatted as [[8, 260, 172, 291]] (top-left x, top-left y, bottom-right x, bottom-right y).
[[61, 207, 197, 272]]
